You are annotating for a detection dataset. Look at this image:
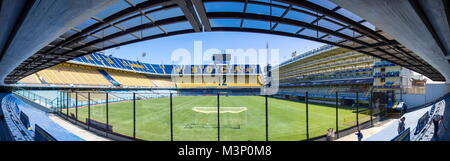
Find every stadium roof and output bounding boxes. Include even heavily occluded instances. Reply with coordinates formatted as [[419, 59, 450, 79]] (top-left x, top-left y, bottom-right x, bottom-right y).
[[3, 0, 445, 84]]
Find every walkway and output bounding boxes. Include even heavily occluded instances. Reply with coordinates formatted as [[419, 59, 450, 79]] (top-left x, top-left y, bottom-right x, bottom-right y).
[[49, 114, 110, 141]]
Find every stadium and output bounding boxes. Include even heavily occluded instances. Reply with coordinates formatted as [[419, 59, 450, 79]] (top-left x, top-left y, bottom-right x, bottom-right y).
[[1, 0, 449, 143]]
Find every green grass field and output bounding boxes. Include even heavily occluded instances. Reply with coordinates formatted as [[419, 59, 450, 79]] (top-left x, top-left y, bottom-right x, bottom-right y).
[[64, 96, 369, 141]]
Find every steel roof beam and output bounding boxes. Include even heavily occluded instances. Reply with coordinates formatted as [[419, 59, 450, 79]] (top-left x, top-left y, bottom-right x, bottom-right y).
[[276, 0, 389, 42], [173, 0, 203, 32], [240, 0, 248, 29], [210, 27, 429, 76], [319, 20, 365, 39], [89, 4, 177, 36], [192, 0, 212, 31], [211, 27, 355, 49], [123, 0, 168, 34], [23, 16, 189, 73], [18, 1, 176, 71], [90, 29, 196, 53], [65, 16, 188, 55], [270, 5, 292, 31], [208, 12, 375, 47], [38, 0, 174, 59], [205, 0, 354, 33], [296, 6, 341, 35]]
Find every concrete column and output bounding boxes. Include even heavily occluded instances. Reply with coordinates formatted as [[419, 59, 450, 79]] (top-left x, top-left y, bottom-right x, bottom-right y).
[[0, 0, 119, 85]]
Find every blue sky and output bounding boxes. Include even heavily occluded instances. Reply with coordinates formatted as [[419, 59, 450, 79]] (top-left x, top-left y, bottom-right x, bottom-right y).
[[103, 31, 325, 65]]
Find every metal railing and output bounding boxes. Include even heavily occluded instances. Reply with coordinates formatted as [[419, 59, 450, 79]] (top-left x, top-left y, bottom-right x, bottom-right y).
[[12, 90, 58, 111]]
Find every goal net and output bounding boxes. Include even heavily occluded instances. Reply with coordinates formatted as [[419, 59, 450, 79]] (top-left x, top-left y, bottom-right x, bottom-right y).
[[185, 107, 248, 129]]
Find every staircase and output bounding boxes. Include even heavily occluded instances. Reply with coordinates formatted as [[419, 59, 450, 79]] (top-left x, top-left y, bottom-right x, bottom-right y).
[[97, 69, 121, 86]]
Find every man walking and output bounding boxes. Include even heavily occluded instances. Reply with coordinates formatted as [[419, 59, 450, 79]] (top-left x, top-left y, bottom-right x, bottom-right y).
[[431, 114, 447, 140], [355, 129, 363, 141], [398, 117, 406, 134]]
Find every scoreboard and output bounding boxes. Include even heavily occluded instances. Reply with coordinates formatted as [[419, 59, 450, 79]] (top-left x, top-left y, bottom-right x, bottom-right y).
[[213, 54, 231, 64]]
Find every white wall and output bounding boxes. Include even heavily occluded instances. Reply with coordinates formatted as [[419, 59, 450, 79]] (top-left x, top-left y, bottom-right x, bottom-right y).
[[402, 83, 450, 108]]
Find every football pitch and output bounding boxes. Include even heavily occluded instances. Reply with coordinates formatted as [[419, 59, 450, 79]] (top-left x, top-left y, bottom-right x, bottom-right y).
[[64, 96, 369, 141]]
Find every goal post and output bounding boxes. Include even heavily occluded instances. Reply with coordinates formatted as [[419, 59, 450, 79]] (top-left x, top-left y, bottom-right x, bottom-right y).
[[186, 107, 248, 129]]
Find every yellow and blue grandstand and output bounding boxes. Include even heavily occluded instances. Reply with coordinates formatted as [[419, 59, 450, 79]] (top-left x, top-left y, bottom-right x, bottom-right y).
[[18, 52, 263, 88]]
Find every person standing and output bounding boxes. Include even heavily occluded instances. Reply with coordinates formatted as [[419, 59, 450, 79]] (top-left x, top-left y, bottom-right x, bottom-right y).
[[326, 128, 332, 141], [431, 114, 447, 140], [330, 128, 336, 141], [355, 129, 363, 141], [397, 117, 406, 134], [402, 103, 408, 115]]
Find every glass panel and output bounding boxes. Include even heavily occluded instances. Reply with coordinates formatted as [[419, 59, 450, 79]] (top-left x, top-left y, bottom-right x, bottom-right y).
[[116, 15, 150, 30], [284, 10, 317, 23], [338, 92, 357, 132], [274, 23, 301, 33], [68, 92, 77, 119], [142, 27, 165, 37], [142, 5, 163, 13], [173, 93, 218, 141], [75, 92, 90, 124], [62, 91, 69, 117], [361, 21, 376, 31], [93, 41, 116, 49], [318, 19, 343, 31], [292, 6, 323, 17], [109, 12, 140, 25], [336, 8, 364, 22], [220, 95, 265, 141], [95, 26, 122, 37], [242, 19, 271, 30], [325, 17, 346, 26], [109, 93, 134, 138], [110, 34, 137, 44], [60, 29, 78, 39], [269, 94, 307, 141], [358, 93, 371, 126], [322, 35, 343, 42], [339, 28, 356, 37], [160, 21, 192, 32], [73, 92, 82, 121], [135, 93, 170, 141], [271, 0, 290, 7], [299, 28, 326, 38], [210, 19, 241, 28], [147, 7, 184, 21], [246, 4, 284, 17], [79, 35, 98, 44], [75, 18, 98, 31], [89, 92, 107, 124], [308, 95, 337, 139], [307, 0, 338, 10], [204, 2, 244, 13]]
